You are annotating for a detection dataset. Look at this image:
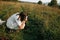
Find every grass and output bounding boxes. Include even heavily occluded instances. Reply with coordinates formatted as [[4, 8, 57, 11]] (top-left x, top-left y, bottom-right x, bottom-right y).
[[0, 1, 60, 40]]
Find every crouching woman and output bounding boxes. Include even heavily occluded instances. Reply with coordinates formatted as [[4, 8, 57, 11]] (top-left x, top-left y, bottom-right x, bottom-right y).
[[5, 12, 28, 33]]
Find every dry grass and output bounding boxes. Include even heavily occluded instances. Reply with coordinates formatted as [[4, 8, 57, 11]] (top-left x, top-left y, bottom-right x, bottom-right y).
[[0, 1, 60, 40]]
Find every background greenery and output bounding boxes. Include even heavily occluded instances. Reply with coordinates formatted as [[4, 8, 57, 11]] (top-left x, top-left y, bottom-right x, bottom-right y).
[[0, 1, 60, 40]]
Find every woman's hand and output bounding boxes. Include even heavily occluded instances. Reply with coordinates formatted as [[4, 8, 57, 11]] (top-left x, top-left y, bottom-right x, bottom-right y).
[[25, 16, 28, 22], [19, 21, 25, 30]]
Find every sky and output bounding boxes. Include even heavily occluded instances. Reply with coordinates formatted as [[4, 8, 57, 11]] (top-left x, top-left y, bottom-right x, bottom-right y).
[[19, 0, 60, 3]]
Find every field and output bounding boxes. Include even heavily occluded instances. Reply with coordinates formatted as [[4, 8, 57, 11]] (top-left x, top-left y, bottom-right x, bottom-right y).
[[0, 1, 60, 40]]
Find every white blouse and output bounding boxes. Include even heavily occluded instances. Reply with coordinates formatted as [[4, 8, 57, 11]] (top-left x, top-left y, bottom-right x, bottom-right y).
[[6, 12, 25, 29]]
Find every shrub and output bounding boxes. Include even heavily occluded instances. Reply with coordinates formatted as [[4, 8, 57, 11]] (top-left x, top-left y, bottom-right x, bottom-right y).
[[48, 0, 58, 7], [38, 1, 42, 5]]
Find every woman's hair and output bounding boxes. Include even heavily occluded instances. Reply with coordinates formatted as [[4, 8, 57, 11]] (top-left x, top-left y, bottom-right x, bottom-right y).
[[18, 12, 28, 21]]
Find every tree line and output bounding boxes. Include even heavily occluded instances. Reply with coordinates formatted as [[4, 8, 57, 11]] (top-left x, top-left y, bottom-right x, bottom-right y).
[[38, 0, 60, 9], [1, 0, 60, 8]]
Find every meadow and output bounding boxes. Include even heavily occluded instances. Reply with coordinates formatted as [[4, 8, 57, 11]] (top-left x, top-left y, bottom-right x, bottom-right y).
[[0, 1, 60, 40]]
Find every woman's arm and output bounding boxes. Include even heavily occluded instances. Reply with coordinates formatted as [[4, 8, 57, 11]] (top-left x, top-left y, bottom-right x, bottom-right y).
[[19, 21, 25, 29], [19, 16, 28, 30]]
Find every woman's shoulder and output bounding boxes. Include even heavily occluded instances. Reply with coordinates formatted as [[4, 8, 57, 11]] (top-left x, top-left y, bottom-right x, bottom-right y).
[[13, 12, 20, 18]]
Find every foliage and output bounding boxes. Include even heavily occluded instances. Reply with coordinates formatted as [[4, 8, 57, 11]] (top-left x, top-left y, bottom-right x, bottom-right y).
[[0, 1, 60, 40], [58, 5, 60, 9], [48, 0, 58, 7], [38, 1, 42, 5]]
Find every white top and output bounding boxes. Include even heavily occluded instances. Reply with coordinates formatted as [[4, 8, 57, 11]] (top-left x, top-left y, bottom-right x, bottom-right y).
[[6, 12, 25, 29]]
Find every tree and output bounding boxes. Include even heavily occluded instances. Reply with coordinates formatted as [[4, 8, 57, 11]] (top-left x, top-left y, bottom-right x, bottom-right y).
[[38, 1, 42, 5], [48, 0, 57, 7]]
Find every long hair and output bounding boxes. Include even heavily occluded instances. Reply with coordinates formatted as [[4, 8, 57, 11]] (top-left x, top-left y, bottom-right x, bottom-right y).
[[18, 12, 27, 21]]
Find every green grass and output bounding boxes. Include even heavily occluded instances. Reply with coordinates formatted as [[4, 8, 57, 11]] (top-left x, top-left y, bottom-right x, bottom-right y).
[[0, 1, 60, 40]]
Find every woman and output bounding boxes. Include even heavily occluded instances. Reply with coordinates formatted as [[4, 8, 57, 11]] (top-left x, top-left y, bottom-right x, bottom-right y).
[[6, 12, 28, 33]]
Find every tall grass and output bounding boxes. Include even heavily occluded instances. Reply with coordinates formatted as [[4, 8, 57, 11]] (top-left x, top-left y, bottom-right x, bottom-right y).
[[0, 1, 60, 40]]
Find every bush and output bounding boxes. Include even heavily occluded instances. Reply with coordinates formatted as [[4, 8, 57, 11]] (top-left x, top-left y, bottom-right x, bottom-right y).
[[58, 5, 60, 9], [48, 0, 58, 7], [38, 1, 42, 5]]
